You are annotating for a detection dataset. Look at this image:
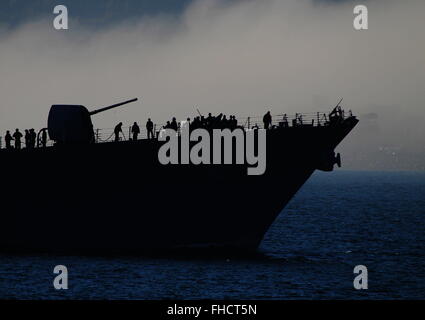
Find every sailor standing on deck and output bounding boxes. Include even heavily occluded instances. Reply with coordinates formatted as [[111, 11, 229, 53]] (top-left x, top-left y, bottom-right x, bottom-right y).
[[24, 130, 30, 148], [114, 122, 123, 142], [5, 131, 13, 149], [29, 129, 36, 148], [41, 129, 47, 148], [13, 129, 23, 149], [146, 118, 154, 139], [170, 117, 178, 131], [263, 111, 272, 129], [131, 122, 140, 141]]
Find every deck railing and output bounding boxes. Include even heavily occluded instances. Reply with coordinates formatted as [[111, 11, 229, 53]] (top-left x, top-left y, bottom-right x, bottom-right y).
[[93, 110, 350, 143], [1, 110, 351, 149]]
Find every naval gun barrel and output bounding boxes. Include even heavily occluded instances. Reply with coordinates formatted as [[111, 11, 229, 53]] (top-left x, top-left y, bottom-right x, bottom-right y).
[[89, 98, 138, 116]]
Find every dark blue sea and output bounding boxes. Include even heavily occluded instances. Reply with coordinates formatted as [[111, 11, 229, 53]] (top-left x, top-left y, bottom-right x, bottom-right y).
[[1, 171, 424, 299]]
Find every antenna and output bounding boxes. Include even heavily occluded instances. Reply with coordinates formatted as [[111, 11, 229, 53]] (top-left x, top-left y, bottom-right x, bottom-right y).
[[196, 107, 202, 117], [335, 98, 343, 108]]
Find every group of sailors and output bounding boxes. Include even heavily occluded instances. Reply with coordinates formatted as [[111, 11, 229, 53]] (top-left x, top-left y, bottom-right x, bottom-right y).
[[113, 118, 155, 142], [111, 111, 275, 142], [164, 113, 241, 132], [2, 111, 286, 148], [2, 128, 47, 150], [129, 119, 154, 141]]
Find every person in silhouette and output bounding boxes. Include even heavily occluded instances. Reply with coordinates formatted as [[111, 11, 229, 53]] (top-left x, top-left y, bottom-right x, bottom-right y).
[[5, 131, 13, 149], [170, 117, 178, 131], [146, 118, 154, 139], [200, 116, 206, 128], [131, 122, 140, 141], [282, 114, 288, 127], [206, 113, 214, 128], [221, 115, 228, 129], [214, 113, 223, 129], [192, 117, 200, 130], [24, 130, 30, 148], [29, 129, 36, 148], [186, 118, 191, 132], [41, 129, 48, 148], [263, 111, 272, 129], [231, 115, 238, 129], [228, 116, 234, 129], [114, 122, 123, 142], [13, 129, 23, 149]]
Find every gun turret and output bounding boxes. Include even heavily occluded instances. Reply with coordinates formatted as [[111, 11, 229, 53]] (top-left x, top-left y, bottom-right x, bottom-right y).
[[89, 98, 138, 116], [47, 98, 139, 144]]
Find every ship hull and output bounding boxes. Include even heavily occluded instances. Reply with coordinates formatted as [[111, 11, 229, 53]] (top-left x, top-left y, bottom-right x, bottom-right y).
[[0, 117, 358, 254]]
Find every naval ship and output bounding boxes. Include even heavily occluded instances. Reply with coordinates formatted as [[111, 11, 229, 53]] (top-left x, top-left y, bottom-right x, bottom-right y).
[[0, 98, 358, 254]]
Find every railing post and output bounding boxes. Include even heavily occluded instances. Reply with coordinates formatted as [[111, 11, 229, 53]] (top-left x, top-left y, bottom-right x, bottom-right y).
[[248, 117, 250, 129]]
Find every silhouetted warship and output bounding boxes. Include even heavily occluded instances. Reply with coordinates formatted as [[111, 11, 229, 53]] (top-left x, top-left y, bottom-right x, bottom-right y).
[[0, 98, 358, 254]]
